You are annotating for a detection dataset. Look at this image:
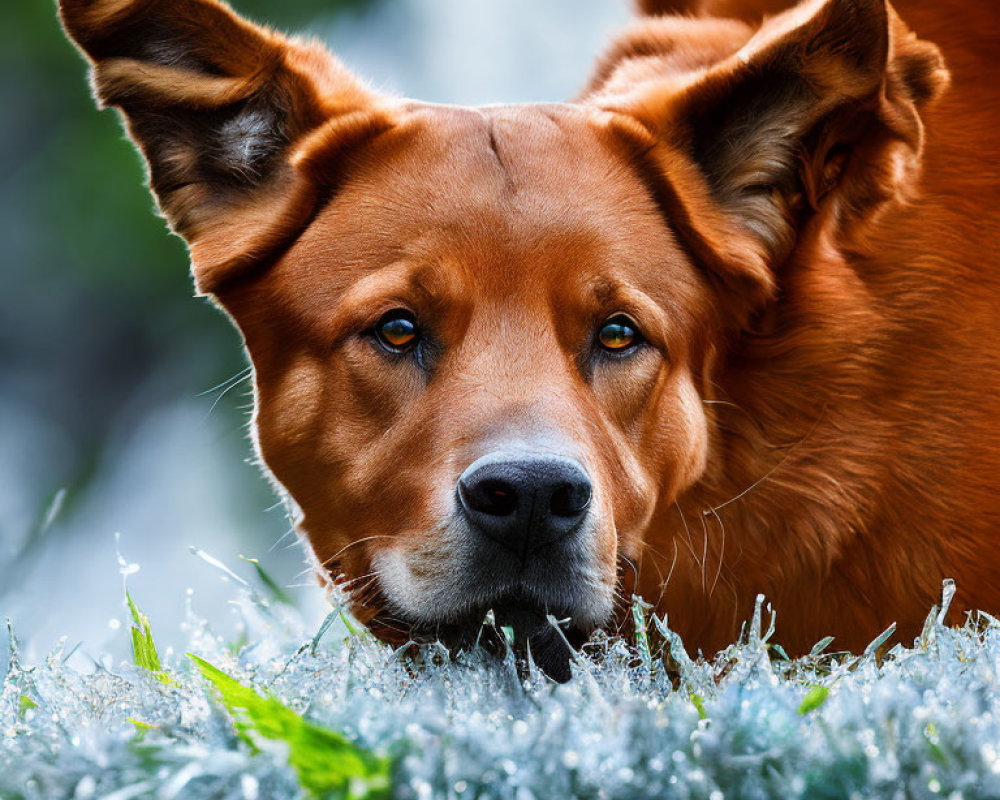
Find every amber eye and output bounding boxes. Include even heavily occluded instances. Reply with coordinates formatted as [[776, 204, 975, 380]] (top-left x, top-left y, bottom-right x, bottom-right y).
[[374, 309, 419, 352], [597, 314, 640, 352]]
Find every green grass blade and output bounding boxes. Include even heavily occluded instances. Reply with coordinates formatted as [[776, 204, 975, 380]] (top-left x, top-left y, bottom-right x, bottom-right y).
[[631, 595, 653, 671], [798, 685, 830, 715], [126, 590, 169, 683], [337, 609, 361, 639], [690, 693, 708, 720], [18, 694, 37, 718], [189, 654, 391, 799], [239, 555, 293, 606]]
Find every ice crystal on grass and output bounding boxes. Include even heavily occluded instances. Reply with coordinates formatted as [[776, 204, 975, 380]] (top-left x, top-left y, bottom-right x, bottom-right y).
[[3, 565, 999, 799]]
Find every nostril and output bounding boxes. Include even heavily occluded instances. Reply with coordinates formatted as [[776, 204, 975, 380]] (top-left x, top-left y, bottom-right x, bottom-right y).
[[479, 480, 518, 516], [460, 478, 518, 517], [550, 481, 592, 518]]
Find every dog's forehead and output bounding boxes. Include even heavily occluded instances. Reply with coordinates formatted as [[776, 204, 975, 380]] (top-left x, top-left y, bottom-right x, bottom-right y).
[[274, 102, 677, 298], [394, 101, 620, 182], [330, 102, 649, 227]]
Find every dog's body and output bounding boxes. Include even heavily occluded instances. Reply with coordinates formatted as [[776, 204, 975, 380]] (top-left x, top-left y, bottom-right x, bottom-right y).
[[594, 0, 1000, 654], [60, 0, 999, 673]]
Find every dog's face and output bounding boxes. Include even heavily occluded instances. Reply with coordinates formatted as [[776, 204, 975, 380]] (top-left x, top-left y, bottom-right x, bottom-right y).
[[60, 0, 944, 672], [222, 104, 716, 653]]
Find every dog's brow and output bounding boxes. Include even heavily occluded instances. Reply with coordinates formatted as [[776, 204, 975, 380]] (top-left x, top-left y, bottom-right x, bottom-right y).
[[411, 270, 440, 304], [593, 278, 619, 303]]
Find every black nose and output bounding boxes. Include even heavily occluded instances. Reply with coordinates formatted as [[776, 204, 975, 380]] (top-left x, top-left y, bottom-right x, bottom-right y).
[[457, 453, 593, 559]]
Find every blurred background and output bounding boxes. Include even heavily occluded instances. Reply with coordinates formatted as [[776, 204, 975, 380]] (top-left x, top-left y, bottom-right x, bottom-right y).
[[0, 0, 631, 669]]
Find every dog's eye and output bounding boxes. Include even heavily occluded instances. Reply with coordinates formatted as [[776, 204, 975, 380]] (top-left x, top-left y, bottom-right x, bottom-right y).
[[374, 309, 419, 352], [597, 315, 640, 352]]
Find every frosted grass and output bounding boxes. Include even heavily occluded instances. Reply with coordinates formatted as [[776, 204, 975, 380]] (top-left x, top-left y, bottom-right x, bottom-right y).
[[3, 571, 999, 800]]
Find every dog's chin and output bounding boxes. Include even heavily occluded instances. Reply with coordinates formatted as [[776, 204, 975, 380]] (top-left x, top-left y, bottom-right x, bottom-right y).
[[376, 591, 596, 683]]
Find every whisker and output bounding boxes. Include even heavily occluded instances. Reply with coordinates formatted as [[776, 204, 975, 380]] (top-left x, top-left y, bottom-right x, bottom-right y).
[[611, 588, 632, 635], [351, 582, 382, 607], [705, 402, 828, 515], [268, 526, 297, 553], [661, 538, 679, 596], [338, 571, 382, 592], [196, 367, 251, 397], [201, 371, 253, 421], [372, 615, 411, 636], [633, 538, 674, 607], [701, 399, 744, 410], [674, 501, 701, 567], [318, 535, 394, 569], [705, 464, 780, 515], [707, 506, 726, 598], [699, 512, 710, 596], [637, 537, 669, 582], [620, 554, 639, 590]]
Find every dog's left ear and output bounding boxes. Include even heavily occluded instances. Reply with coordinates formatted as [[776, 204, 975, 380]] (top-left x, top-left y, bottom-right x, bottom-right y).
[[59, 0, 395, 293], [593, 0, 948, 314]]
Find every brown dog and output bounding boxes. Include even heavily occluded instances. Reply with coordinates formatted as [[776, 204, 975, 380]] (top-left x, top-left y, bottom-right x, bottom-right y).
[[59, 0, 1000, 677]]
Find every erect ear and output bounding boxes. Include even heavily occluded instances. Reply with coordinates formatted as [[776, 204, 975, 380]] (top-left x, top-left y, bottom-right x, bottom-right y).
[[590, 0, 948, 315], [59, 0, 395, 293]]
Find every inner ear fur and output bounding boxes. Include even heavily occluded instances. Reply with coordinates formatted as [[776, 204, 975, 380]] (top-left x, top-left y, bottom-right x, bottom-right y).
[[59, 0, 395, 293], [589, 0, 949, 316]]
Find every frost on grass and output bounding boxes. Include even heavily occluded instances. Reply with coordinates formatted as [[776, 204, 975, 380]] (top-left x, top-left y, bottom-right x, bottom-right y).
[[3, 567, 1000, 800]]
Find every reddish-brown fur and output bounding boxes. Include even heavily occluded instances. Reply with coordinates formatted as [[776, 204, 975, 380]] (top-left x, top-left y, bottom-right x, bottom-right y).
[[60, 0, 1000, 663]]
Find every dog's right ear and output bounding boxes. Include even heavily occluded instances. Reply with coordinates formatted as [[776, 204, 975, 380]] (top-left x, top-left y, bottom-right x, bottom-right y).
[[590, 0, 947, 322], [59, 0, 394, 293]]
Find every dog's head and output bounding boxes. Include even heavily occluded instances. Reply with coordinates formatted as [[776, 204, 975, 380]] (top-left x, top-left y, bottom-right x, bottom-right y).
[[61, 0, 946, 674]]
